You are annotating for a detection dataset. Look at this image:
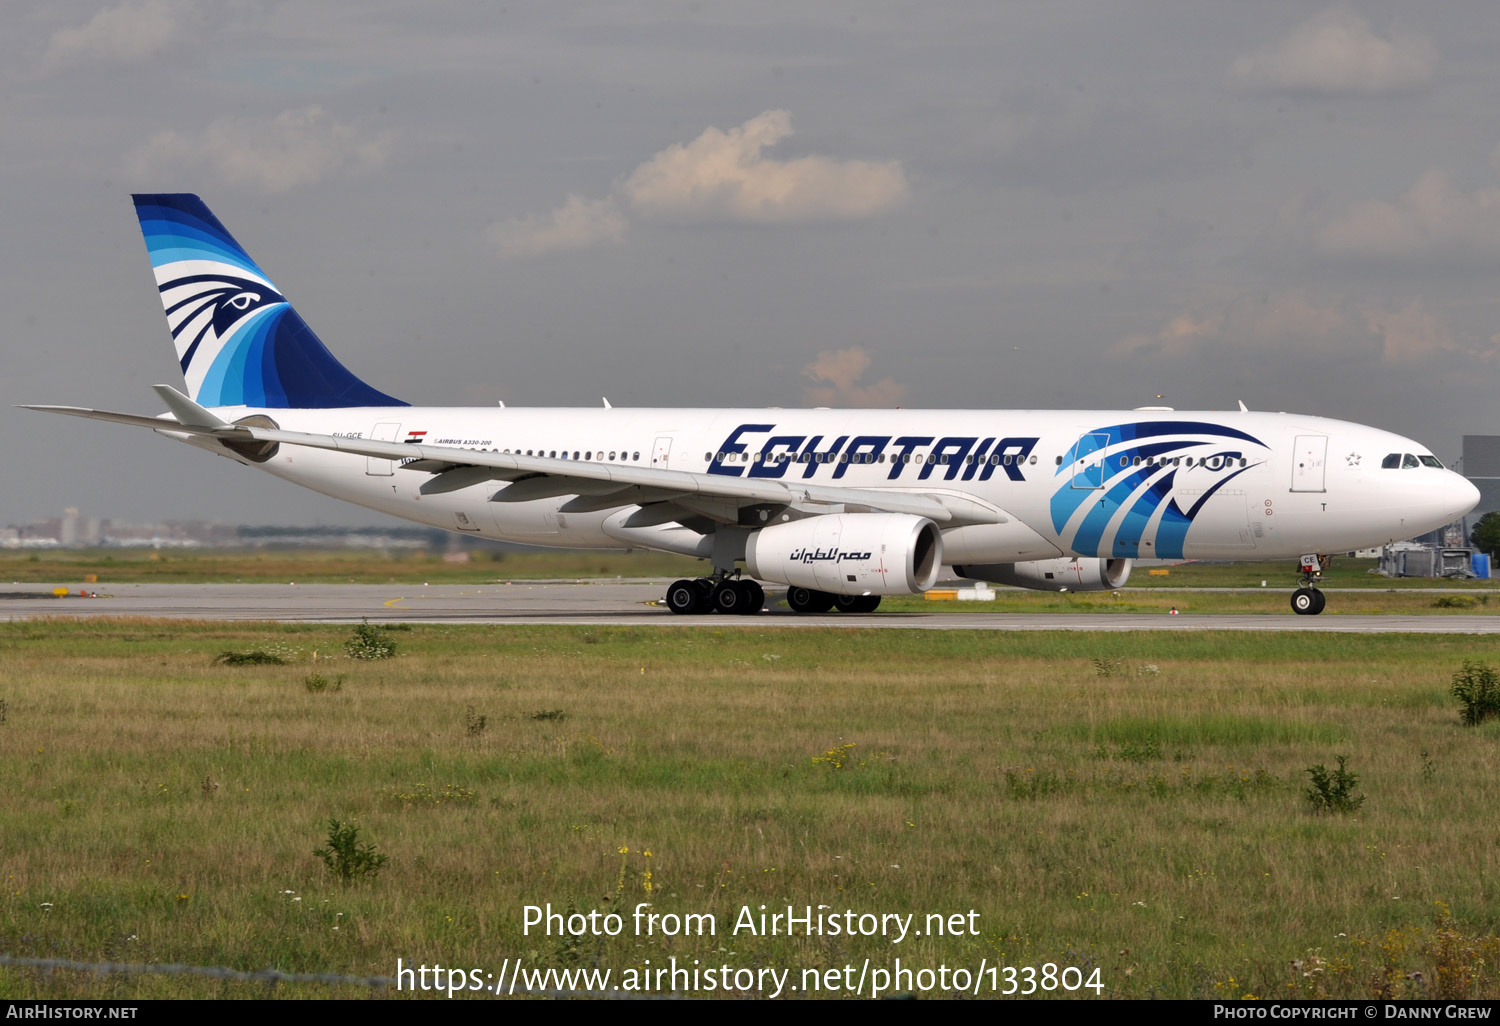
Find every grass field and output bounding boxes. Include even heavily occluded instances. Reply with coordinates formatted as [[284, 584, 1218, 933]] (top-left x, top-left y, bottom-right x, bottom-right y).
[[883, 588, 1500, 616], [0, 548, 706, 586], [3, 621, 1500, 999]]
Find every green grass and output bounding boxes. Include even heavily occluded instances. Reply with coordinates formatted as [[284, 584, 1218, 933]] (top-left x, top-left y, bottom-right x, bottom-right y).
[[3, 623, 1500, 999], [0, 547, 705, 585], [884, 586, 1500, 615]]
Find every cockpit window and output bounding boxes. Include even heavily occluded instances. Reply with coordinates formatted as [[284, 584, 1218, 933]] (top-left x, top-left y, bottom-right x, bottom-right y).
[[1419, 455, 1444, 468], [1402, 454, 1420, 469], [1382, 454, 1401, 469]]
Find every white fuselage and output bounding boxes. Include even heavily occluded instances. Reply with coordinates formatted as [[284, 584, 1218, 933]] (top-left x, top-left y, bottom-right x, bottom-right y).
[[181, 405, 1478, 564]]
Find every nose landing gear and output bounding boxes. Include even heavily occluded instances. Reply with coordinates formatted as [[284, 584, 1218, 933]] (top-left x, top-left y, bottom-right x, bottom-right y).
[[1291, 554, 1329, 615]]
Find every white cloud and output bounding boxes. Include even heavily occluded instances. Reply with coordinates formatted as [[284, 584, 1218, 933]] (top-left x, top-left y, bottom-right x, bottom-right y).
[[1111, 292, 1468, 365], [622, 110, 909, 224], [801, 346, 906, 408], [489, 195, 627, 258], [46, 0, 182, 66], [1111, 310, 1227, 359], [1315, 168, 1500, 258], [496, 111, 909, 257], [1231, 7, 1435, 95], [126, 107, 394, 194], [1365, 299, 1458, 364]]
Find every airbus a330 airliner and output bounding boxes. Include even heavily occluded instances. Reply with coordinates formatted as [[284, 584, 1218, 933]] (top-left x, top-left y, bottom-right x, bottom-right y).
[[25, 195, 1481, 615]]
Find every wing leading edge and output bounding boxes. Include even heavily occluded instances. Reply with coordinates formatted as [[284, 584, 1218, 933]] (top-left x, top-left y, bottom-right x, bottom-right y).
[[22, 388, 1008, 528]]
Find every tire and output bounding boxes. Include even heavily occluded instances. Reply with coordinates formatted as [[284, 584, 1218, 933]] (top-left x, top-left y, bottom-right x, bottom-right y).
[[666, 579, 701, 615], [1309, 588, 1326, 615], [714, 580, 747, 614], [833, 594, 881, 614], [1291, 587, 1317, 615], [739, 580, 765, 614], [786, 586, 836, 614]]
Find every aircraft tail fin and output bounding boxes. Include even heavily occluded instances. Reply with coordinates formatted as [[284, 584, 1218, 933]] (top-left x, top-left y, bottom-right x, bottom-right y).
[[131, 194, 405, 409]]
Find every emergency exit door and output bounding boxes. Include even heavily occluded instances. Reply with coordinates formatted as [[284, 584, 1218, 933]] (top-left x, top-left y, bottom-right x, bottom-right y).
[[1290, 435, 1327, 492]]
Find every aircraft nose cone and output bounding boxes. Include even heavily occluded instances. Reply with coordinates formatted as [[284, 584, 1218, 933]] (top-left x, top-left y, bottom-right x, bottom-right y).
[[1449, 473, 1481, 519]]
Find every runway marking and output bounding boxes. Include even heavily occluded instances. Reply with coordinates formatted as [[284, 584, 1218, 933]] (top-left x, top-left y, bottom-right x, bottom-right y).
[[383, 597, 407, 608]]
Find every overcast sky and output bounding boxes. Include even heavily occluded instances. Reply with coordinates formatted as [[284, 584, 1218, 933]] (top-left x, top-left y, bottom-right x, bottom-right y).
[[8, 2, 1500, 527]]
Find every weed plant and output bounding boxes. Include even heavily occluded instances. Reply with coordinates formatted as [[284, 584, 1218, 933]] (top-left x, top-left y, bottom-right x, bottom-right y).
[[312, 819, 388, 882], [303, 672, 343, 693], [344, 619, 395, 660], [1304, 755, 1366, 814], [214, 650, 284, 666], [1450, 661, 1500, 725]]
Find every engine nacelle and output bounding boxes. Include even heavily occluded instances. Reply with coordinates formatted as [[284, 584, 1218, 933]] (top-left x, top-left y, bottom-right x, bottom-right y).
[[954, 557, 1132, 592], [746, 514, 943, 596]]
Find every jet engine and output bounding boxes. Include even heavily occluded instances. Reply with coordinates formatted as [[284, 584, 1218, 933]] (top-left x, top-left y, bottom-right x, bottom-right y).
[[954, 557, 1132, 592], [746, 514, 942, 596]]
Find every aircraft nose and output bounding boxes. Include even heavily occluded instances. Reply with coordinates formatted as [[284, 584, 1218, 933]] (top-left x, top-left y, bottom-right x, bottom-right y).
[[1448, 473, 1481, 519]]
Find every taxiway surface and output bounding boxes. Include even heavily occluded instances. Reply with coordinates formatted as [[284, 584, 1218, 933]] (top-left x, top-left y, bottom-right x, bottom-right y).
[[3, 581, 1498, 632]]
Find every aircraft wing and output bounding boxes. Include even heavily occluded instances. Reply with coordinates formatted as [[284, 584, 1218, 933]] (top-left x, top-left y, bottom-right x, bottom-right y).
[[23, 392, 1007, 527]]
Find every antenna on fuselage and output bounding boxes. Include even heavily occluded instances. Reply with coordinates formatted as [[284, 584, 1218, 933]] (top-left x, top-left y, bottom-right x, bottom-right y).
[[1237, 400, 1249, 412], [602, 397, 612, 409]]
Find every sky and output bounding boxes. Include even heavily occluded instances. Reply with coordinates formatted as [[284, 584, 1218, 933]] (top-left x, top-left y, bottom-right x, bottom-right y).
[[8, 2, 1500, 527]]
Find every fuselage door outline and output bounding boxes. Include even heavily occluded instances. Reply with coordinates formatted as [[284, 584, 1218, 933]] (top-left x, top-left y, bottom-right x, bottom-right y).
[[1070, 432, 1110, 490]]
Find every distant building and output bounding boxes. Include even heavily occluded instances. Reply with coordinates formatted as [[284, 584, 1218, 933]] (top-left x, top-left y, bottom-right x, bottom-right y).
[[1463, 435, 1500, 525]]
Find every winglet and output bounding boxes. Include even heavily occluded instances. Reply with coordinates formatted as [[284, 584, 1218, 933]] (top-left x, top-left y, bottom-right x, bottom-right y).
[[152, 383, 229, 429]]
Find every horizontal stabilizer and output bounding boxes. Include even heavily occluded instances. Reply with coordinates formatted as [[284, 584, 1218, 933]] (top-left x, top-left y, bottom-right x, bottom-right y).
[[151, 384, 229, 429]]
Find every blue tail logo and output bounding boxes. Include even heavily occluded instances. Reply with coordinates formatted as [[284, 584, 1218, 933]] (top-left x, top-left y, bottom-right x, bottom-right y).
[[133, 194, 405, 409]]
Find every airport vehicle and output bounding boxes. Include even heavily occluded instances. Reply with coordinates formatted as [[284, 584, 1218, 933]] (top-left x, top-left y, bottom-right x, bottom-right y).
[[24, 195, 1481, 615]]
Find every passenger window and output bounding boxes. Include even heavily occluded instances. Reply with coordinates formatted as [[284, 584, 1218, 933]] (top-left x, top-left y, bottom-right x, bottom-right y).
[[633, 452, 640, 461], [609, 451, 616, 460], [1403, 454, 1419, 469]]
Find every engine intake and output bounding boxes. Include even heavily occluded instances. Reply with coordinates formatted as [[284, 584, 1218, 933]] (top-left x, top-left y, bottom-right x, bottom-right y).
[[954, 557, 1132, 592], [746, 514, 942, 596]]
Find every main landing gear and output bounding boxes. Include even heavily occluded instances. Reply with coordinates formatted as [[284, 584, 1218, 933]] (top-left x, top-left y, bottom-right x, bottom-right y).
[[663, 577, 883, 615], [666, 574, 765, 616], [1290, 554, 1329, 616]]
